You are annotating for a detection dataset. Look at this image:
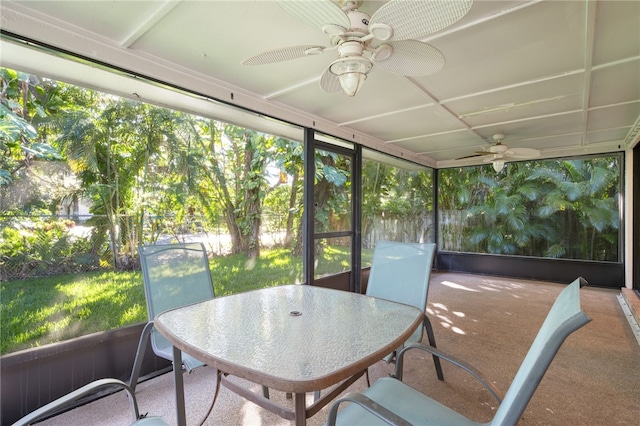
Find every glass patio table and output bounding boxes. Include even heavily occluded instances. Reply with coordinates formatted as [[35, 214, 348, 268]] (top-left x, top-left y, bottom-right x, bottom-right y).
[[154, 284, 422, 426]]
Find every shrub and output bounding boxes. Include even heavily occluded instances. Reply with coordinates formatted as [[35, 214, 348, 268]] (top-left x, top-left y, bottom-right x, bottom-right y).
[[0, 216, 100, 281]]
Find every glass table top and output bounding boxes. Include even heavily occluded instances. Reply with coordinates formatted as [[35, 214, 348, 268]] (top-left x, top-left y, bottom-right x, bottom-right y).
[[155, 284, 422, 392]]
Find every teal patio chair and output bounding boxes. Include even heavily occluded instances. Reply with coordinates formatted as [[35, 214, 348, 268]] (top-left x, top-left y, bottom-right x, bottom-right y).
[[366, 241, 444, 381], [326, 277, 591, 426], [12, 378, 168, 426], [129, 243, 269, 398], [129, 243, 215, 390]]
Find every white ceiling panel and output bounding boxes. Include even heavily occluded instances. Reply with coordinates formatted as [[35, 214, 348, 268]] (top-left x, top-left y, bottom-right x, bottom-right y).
[[8, 0, 167, 42], [592, 0, 640, 64], [587, 128, 630, 146], [419, 1, 588, 100], [590, 61, 640, 107], [588, 102, 640, 133], [388, 129, 479, 156], [347, 104, 468, 142], [475, 111, 584, 140], [453, 91, 584, 129]]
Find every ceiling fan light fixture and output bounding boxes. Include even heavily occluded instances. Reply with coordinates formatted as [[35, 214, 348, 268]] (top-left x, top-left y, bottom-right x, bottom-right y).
[[329, 56, 373, 96], [492, 160, 506, 173]]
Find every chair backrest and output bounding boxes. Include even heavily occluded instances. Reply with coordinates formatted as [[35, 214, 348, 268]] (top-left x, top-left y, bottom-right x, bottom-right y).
[[139, 243, 215, 356], [366, 241, 436, 343], [491, 277, 591, 426]]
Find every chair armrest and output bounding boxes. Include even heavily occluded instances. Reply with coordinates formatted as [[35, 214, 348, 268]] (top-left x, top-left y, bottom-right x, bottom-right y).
[[395, 343, 503, 403], [12, 379, 140, 426], [326, 392, 413, 426], [130, 321, 155, 390]]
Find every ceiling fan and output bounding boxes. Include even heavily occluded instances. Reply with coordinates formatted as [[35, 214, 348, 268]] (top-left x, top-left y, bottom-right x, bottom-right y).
[[457, 134, 541, 172], [242, 0, 473, 96]]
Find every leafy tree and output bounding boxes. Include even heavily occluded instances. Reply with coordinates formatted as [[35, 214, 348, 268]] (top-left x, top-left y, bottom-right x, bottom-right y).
[[314, 149, 350, 233], [55, 97, 173, 268], [134, 109, 199, 244], [362, 161, 388, 247], [0, 68, 63, 186], [188, 120, 296, 258], [271, 138, 304, 249], [530, 158, 619, 260]]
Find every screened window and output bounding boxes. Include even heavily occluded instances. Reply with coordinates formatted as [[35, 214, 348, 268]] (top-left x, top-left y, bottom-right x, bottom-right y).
[[0, 67, 305, 353], [438, 156, 621, 261], [361, 149, 435, 268]]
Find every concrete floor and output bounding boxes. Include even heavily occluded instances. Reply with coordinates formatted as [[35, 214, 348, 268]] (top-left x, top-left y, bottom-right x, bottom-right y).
[[33, 273, 640, 425]]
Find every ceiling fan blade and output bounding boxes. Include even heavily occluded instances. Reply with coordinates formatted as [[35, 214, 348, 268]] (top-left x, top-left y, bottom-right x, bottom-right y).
[[369, 0, 473, 41], [275, 0, 349, 32], [242, 45, 326, 65], [373, 40, 444, 76], [320, 66, 342, 93], [504, 147, 541, 159], [455, 153, 487, 160]]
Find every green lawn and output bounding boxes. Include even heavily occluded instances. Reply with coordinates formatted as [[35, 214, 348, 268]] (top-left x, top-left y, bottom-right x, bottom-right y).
[[1, 247, 363, 354]]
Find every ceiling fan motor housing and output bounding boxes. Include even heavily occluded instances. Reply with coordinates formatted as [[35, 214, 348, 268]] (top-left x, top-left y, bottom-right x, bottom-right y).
[[346, 10, 370, 35]]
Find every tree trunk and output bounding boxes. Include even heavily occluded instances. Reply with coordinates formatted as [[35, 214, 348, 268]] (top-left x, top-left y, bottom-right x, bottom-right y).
[[226, 205, 243, 254], [243, 138, 262, 259], [284, 171, 299, 248]]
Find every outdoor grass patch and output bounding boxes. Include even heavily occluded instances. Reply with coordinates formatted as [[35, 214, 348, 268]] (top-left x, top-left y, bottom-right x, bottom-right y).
[[211, 248, 304, 296], [1, 247, 351, 354], [1, 270, 145, 354]]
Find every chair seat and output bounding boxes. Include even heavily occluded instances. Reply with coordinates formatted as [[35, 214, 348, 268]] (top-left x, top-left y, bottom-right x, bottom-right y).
[[331, 377, 482, 426], [155, 339, 205, 371]]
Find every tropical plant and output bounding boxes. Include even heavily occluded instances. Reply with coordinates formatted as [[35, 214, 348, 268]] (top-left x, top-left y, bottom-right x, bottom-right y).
[[0, 69, 63, 186], [55, 97, 174, 268], [530, 158, 619, 260], [0, 215, 98, 280], [438, 157, 620, 260]]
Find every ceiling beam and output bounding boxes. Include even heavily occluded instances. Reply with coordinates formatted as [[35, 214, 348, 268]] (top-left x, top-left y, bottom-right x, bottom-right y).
[[580, 0, 597, 146], [119, 0, 182, 48]]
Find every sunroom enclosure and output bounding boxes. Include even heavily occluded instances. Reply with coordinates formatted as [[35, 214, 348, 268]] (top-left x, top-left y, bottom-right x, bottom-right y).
[[0, 34, 634, 424]]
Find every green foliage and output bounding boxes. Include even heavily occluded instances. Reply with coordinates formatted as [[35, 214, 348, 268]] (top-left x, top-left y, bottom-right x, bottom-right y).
[[0, 216, 100, 280], [438, 157, 620, 260], [314, 150, 351, 233], [55, 96, 188, 267], [0, 69, 64, 186], [361, 158, 434, 245]]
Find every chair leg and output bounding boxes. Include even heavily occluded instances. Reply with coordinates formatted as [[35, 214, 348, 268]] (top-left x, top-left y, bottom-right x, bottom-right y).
[[365, 368, 371, 387], [262, 386, 270, 399], [129, 322, 154, 391], [424, 315, 445, 381]]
